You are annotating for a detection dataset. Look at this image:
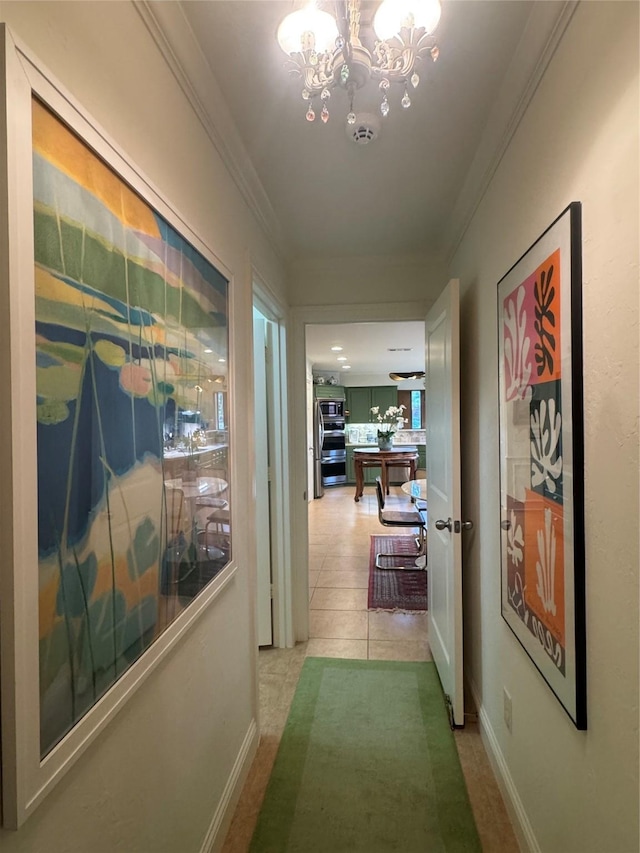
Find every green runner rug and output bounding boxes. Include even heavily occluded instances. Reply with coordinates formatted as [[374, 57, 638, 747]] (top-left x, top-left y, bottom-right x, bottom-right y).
[[250, 657, 482, 852]]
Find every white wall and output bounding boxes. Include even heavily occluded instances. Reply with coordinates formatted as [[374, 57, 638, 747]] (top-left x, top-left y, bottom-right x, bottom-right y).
[[0, 1, 286, 849], [452, 3, 639, 851]]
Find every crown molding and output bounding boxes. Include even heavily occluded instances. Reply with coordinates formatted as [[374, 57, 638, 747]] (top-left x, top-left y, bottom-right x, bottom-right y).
[[135, 1, 287, 261], [444, 1, 579, 261]]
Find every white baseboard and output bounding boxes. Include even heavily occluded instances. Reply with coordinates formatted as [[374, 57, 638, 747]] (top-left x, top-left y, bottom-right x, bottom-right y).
[[467, 678, 540, 853], [200, 717, 259, 853]]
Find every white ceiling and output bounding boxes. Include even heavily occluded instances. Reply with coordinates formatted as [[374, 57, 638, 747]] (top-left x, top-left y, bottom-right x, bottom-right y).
[[306, 320, 425, 374], [175, 0, 555, 260], [145, 1, 569, 371]]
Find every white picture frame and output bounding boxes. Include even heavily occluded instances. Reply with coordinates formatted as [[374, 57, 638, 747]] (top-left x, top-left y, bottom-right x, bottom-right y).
[[0, 26, 237, 827]]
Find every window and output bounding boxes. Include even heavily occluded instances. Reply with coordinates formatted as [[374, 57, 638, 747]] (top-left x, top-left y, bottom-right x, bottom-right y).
[[411, 391, 422, 429]]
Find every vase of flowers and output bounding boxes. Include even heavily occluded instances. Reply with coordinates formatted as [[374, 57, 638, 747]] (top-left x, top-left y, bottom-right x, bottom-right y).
[[370, 404, 407, 450]]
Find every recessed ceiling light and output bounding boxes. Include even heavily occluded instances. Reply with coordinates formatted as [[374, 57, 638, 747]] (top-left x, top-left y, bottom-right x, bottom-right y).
[[337, 356, 347, 362], [330, 346, 343, 352], [341, 364, 351, 370], [218, 358, 226, 363], [204, 348, 213, 354]]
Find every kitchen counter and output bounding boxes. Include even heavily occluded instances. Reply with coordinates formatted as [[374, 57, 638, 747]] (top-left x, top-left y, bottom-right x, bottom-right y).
[[163, 443, 228, 478], [346, 427, 426, 445], [163, 443, 227, 459]]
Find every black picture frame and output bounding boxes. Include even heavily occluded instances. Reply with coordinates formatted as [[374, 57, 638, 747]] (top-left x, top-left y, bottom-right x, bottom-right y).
[[497, 202, 586, 729]]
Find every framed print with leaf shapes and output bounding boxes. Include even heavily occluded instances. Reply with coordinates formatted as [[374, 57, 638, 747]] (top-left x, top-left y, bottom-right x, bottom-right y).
[[0, 27, 235, 827], [497, 202, 586, 729]]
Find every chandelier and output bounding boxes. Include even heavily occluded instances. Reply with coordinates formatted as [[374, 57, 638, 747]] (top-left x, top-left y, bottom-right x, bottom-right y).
[[276, 0, 441, 125]]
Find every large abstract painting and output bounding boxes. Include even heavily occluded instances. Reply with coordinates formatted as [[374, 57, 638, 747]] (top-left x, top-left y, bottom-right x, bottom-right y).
[[33, 98, 231, 756], [497, 202, 586, 728]]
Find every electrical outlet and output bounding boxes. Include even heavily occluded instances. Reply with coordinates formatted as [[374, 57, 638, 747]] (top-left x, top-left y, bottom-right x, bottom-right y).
[[503, 688, 512, 733]]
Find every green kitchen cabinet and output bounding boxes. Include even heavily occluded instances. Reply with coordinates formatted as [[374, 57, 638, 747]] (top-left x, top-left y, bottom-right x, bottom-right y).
[[346, 386, 398, 423], [371, 386, 398, 417], [345, 387, 372, 422], [346, 447, 355, 484], [314, 384, 345, 399]]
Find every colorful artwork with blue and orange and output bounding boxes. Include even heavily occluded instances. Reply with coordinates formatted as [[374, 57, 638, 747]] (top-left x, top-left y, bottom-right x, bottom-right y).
[[33, 99, 230, 756], [501, 249, 566, 672]]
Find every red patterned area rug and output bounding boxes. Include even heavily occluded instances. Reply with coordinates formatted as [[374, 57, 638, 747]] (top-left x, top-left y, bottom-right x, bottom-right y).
[[368, 535, 427, 611]]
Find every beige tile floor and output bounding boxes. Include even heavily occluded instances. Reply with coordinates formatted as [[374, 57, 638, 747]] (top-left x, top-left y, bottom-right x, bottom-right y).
[[222, 485, 519, 853]]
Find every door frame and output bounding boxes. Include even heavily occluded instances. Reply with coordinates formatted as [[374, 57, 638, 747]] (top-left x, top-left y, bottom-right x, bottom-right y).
[[289, 301, 429, 642], [252, 269, 293, 648]]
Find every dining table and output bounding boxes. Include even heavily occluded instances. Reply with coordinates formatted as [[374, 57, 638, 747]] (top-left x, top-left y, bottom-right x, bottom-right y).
[[353, 446, 418, 502], [164, 475, 228, 501], [400, 478, 427, 501], [398, 478, 428, 568]]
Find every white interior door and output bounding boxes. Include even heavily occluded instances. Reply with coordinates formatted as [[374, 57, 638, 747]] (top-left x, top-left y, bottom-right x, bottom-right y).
[[426, 279, 464, 726], [253, 309, 272, 646]]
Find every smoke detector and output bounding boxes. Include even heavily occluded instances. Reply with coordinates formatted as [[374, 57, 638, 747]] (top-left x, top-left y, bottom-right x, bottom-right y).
[[345, 112, 381, 145]]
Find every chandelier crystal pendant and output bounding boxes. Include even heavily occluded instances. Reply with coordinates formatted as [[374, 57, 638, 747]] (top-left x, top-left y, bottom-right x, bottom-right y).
[[276, 0, 441, 127]]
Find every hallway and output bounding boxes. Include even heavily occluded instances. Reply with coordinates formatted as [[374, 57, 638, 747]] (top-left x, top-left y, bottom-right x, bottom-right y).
[[223, 486, 519, 852]]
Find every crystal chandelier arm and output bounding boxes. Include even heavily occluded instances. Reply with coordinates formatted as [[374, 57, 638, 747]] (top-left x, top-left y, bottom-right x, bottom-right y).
[[371, 27, 436, 79], [284, 56, 334, 94], [277, 0, 441, 126]]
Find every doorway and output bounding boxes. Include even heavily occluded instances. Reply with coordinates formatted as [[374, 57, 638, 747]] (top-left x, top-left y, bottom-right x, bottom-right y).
[[252, 283, 293, 648], [303, 319, 426, 644], [290, 305, 429, 642]]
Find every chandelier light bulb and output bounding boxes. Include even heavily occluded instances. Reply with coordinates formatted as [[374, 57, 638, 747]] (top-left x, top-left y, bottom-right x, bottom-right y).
[[277, 6, 339, 55], [373, 0, 442, 41], [277, 0, 442, 132]]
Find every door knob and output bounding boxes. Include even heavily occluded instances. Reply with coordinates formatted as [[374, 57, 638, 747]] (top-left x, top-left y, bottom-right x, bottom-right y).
[[435, 518, 452, 531], [461, 520, 474, 531]]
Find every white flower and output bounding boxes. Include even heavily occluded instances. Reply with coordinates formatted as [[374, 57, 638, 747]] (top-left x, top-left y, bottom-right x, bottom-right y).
[[370, 404, 407, 438]]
